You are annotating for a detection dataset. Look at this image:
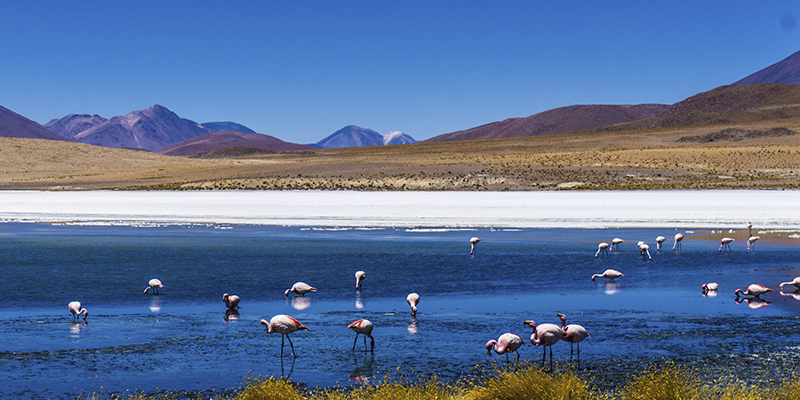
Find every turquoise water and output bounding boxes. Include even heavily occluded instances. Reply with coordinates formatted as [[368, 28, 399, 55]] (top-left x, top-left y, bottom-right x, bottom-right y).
[[1, 223, 799, 399]]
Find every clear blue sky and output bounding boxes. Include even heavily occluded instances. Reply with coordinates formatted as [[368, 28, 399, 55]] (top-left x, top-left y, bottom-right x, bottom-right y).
[[2, 1, 800, 143]]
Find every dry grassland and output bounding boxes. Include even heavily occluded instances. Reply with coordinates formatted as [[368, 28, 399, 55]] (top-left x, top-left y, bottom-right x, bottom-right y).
[[4, 118, 800, 191]]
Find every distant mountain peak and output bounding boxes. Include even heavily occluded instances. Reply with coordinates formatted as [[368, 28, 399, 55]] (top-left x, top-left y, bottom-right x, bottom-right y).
[[383, 131, 417, 145], [733, 49, 800, 86], [201, 121, 256, 134], [315, 125, 385, 148]]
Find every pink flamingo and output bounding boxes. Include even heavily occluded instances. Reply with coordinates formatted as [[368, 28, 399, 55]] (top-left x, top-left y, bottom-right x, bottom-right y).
[[734, 284, 772, 299], [347, 319, 375, 352], [655, 236, 666, 251], [223, 293, 240, 309], [68, 301, 88, 320], [407, 293, 420, 316], [470, 237, 481, 255], [638, 242, 652, 260], [485, 332, 524, 363], [780, 277, 800, 291], [673, 233, 684, 251], [701, 282, 719, 295], [524, 319, 564, 368], [610, 238, 624, 251], [260, 314, 309, 357], [595, 242, 610, 258], [747, 236, 760, 252], [355, 271, 366, 290], [591, 269, 624, 282], [143, 279, 164, 294], [557, 313, 590, 358], [285, 282, 317, 297], [719, 237, 734, 252]]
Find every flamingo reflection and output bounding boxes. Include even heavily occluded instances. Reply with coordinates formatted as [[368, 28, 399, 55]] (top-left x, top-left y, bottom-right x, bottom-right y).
[[290, 296, 312, 310], [407, 317, 418, 334], [280, 354, 296, 380], [603, 282, 622, 295], [779, 287, 800, 301], [149, 296, 162, 312], [735, 297, 771, 309], [69, 321, 88, 335], [224, 308, 240, 322], [350, 351, 375, 385]]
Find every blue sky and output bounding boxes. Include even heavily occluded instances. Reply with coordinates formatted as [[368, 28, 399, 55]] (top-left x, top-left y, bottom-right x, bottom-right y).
[[2, 1, 800, 143]]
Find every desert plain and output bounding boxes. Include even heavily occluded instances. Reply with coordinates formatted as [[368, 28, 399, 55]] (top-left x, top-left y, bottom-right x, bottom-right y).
[[3, 117, 800, 191]]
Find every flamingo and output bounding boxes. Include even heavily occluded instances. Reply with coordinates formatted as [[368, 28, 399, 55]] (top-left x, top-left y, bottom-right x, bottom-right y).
[[719, 237, 734, 252], [223, 293, 240, 309], [470, 237, 481, 255], [734, 284, 773, 299], [595, 242, 610, 258], [747, 236, 760, 252], [285, 282, 317, 297], [406, 293, 420, 316], [68, 301, 88, 320], [485, 333, 524, 363], [523, 320, 564, 368], [780, 277, 800, 291], [655, 236, 666, 251], [610, 238, 624, 251], [355, 271, 366, 290], [591, 269, 625, 282], [143, 279, 164, 294], [557, 313, 590, 358], [638, 242, 652, 260], [260, 314, 308, 357], [673, 233, 684, 251], [747, 221, 753, 237], [701, 282, 719, 294], [347, 319, 374, 352]]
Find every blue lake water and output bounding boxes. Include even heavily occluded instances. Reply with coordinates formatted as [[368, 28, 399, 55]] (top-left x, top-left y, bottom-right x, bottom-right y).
[[2, 223, 800, 399]]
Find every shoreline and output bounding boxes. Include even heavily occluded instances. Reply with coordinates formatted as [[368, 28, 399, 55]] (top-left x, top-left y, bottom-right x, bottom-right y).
[[2, 189, 800, 229]]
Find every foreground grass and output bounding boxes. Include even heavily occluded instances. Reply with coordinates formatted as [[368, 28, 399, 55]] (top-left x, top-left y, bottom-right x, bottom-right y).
[[78, 362, 800, 400]]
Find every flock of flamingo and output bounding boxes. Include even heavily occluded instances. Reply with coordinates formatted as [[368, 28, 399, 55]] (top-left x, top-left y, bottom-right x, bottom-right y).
[[66, 230, 800, 368]]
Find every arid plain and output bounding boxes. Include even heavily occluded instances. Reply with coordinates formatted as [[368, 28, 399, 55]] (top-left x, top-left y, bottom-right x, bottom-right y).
[[4, 117, 800, 191]]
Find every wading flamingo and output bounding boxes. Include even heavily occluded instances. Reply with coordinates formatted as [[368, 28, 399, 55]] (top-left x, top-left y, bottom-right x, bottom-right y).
[[734, 284, 772, 299], [285, 282, 317, 297], [68, 301, 88, 320], [780, 277, 800, 291], [595, 242, 610, 258], [557, 313, 590, 358], [591, 269, 625, 282], [638, 242, 652, 260], [747, 222, 753, 237], [347, 319, 374, 352], [261, 314, 308, 357], [719, 237, 734, 252], [524, 320, 564, 368], [223, 293, 240, 309], [673, 233, 684, 251], [470, 237, 481, 255], [143, 279, 164, 294], [355, 271, 366, 290], [747, 236, 760, 252], [611, 238, 624, 251], [485, 332, 524, 363], [407, 293, 420, 316], [655, 236, 666, 251], [701, 282, 719, 295]]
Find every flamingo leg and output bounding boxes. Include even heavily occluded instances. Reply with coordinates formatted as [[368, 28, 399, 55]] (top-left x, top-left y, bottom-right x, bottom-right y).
[[363, 334, 368, 352], [352, 333, 359, 351], [287, 334, 297, 357]]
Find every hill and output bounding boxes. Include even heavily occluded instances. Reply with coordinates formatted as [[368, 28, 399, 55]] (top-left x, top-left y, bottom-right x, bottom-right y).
[[314, 125, 385, 148], [0, 105, 72, 141], [156, 130, 315, 156], [604, 84, 800, 131], [733, 49, 800, 85], [201, 121, 255, 134], [425, 104, 668, 142]]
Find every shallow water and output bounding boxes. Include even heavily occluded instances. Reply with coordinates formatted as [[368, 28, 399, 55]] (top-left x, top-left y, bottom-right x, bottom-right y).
[[1, 223, 800, 399]]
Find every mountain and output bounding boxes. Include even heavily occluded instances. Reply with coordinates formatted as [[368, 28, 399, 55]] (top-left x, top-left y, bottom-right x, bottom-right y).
[[44, 114, 107, 139], [156, 130, 315, 156], [314, 125, 385, 148], [201, 121, 255, 134], [71, 104, 209, 151], [383, 131, 417, 145], [603, 83, 800, 131], [425, 104, 668, 142], [0, 105, 71, 141], [733, 50, 800, 86]]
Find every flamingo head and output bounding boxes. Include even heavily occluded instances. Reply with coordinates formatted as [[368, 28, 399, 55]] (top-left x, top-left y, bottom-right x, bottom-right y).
[[284, 289, 291, 297], [485, 340, 496, 355], [557, 313, 567, 327], [81, 309, 88, 319], [523, 320, 536, 330], [223, 293, 229, 301], [260, 319, 273, 333]]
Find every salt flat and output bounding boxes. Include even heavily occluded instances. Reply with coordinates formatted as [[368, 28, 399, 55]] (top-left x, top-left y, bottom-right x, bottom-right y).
[[1, 190, 799, 229]]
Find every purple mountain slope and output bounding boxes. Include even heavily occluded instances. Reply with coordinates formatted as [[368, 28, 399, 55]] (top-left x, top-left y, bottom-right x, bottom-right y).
[[44, 114, 107, 139], [0, 105, 71, 141], [733, 50, 800, 85], [315, 125, 385, 148], [157, 130, 314, 156]]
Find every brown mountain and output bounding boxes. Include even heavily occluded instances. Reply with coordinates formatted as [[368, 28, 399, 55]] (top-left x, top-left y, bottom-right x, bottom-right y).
[[733, 49, 800, 85], [156, 130, 315, 156], [603, 83, 800, 132], [72, 104, 209, 151], [425, 104, 668, 142], [0, 105, 72, 141], [44, 114, 107, 139]]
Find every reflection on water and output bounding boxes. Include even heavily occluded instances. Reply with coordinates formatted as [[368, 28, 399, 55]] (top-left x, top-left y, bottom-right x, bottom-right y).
[[735, 297, 772, 309], [224, 308, 240, 322], [350, 352, 375, 385], [702, 290, 719, 298], [355, 293, 365, 309], [149, 296, 162, 312], [603, 282, 621, 295], [407, 317, 418, 334], [69, 321, 87, 336], [280, 354, 296, 380], [291, 296, 312, 310], [780, 288, 800, 301]]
